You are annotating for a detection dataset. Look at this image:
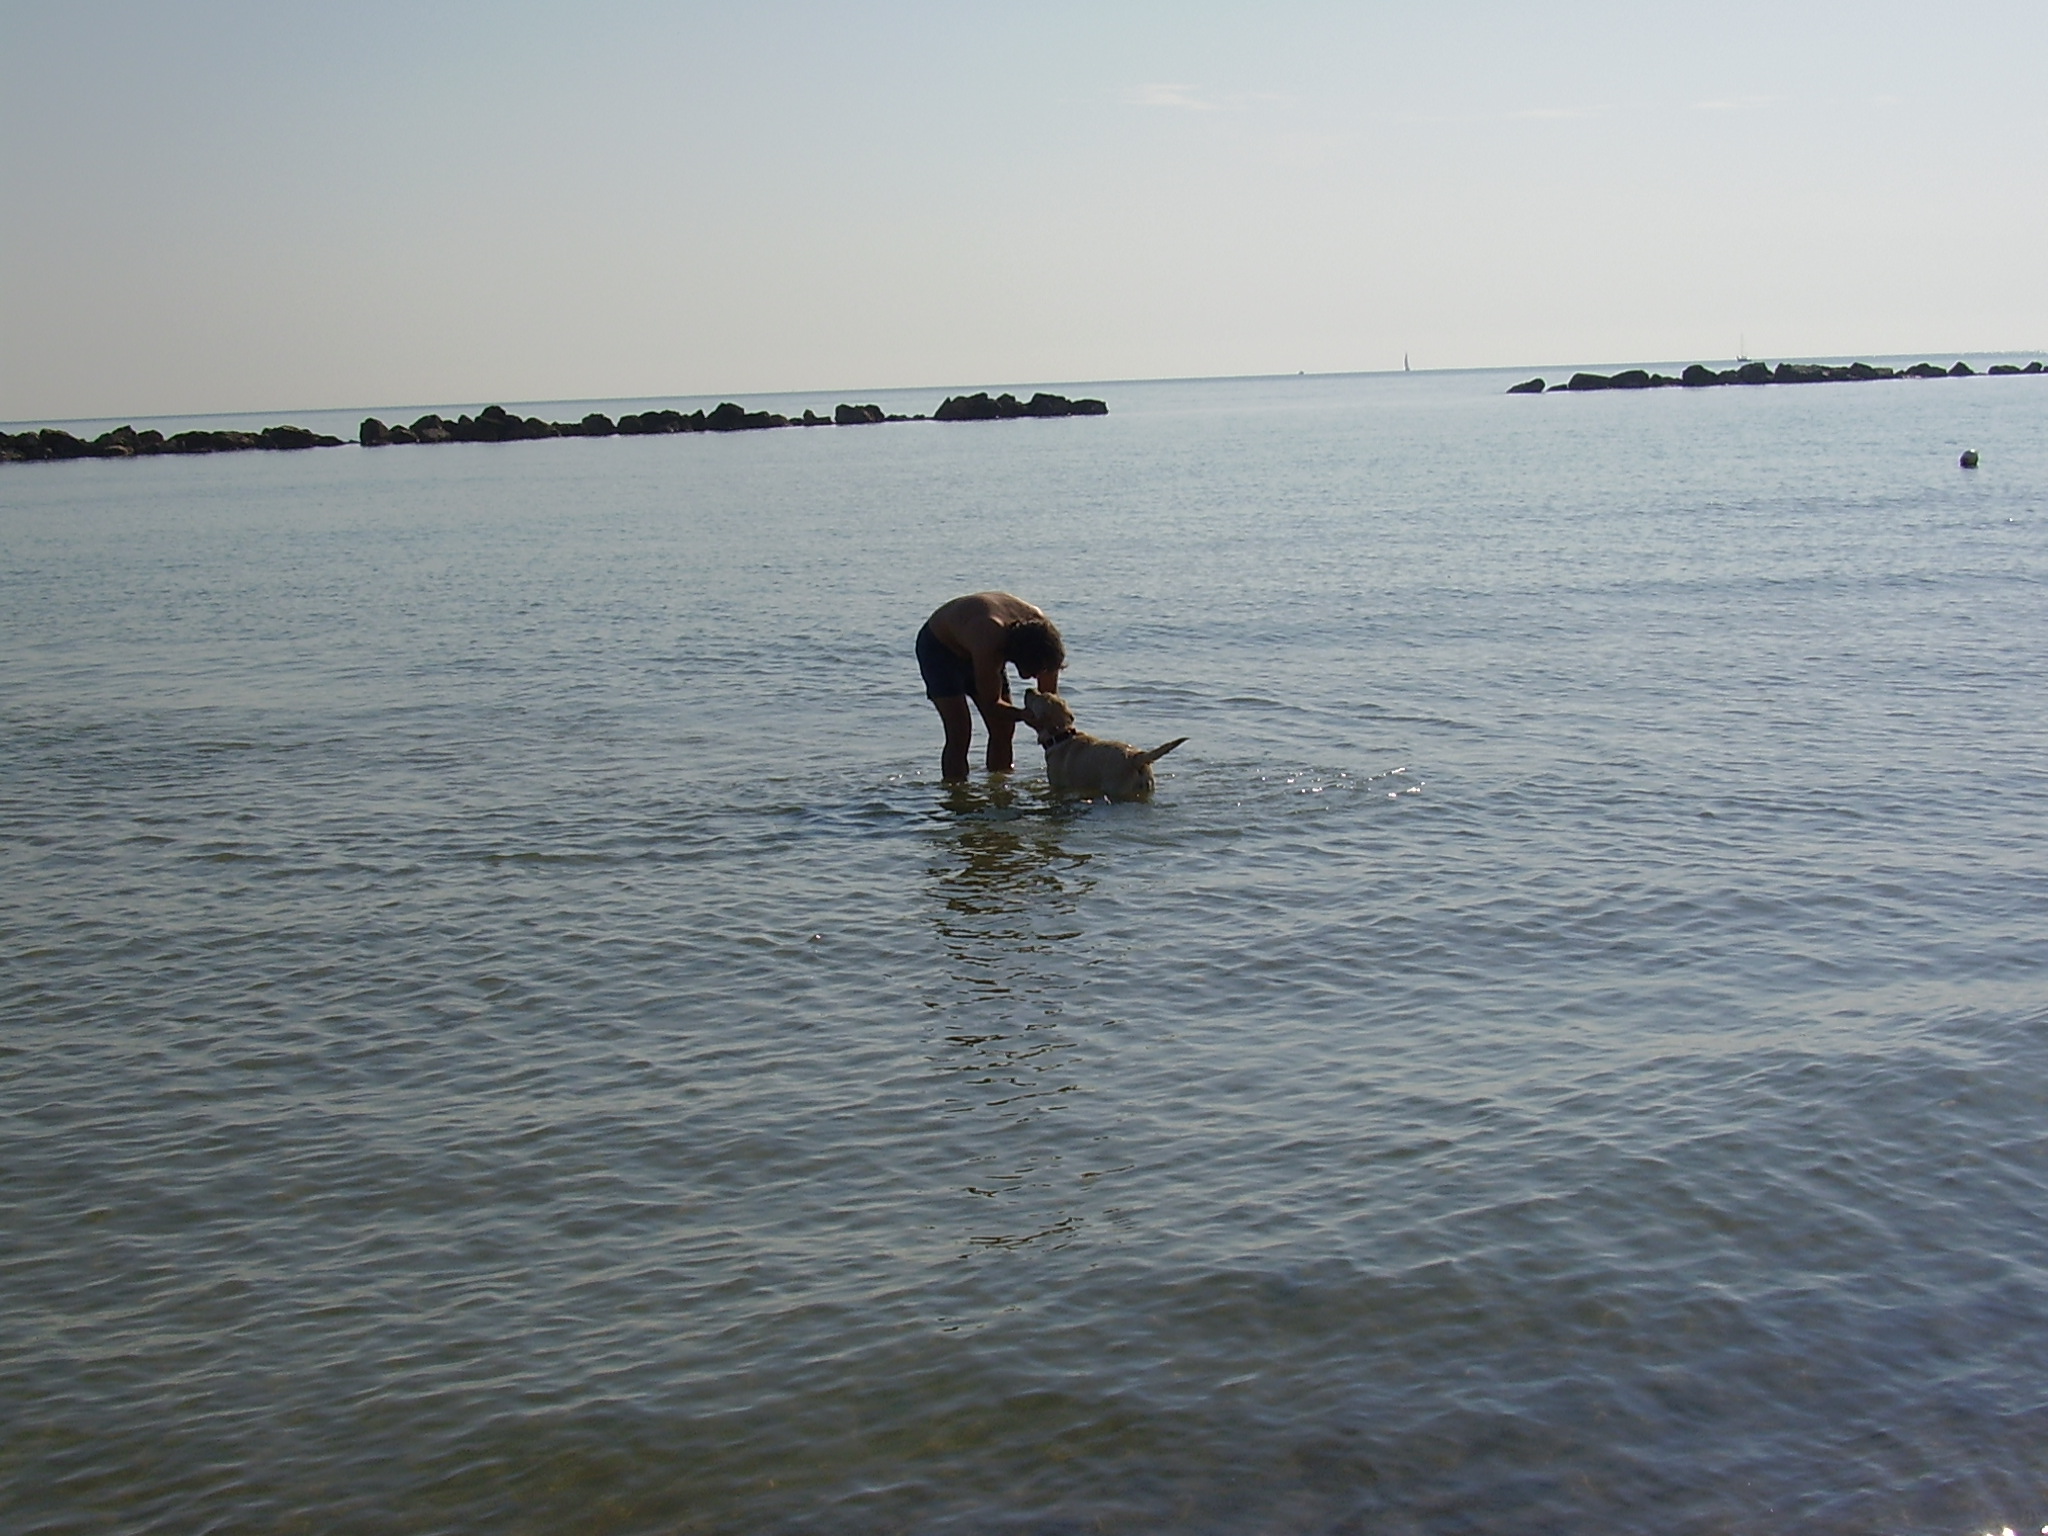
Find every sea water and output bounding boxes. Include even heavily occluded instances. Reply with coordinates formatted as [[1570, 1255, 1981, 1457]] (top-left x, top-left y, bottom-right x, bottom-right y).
[[4, 366, 2046, 1534]]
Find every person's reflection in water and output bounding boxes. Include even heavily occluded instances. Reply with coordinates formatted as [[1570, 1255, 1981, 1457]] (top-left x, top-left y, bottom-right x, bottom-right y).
[[922, 779, 1102, 1252]]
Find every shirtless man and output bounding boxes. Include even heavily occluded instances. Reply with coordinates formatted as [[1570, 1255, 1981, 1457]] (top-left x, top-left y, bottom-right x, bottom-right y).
[[917, 592, 1066, 779]]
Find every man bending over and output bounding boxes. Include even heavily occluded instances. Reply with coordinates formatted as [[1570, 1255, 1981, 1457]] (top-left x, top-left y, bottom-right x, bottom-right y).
[[917, 592, 1066, 779]]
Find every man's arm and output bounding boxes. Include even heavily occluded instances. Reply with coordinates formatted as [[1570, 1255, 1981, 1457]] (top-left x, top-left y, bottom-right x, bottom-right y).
[[971, 648, 1023, 722]]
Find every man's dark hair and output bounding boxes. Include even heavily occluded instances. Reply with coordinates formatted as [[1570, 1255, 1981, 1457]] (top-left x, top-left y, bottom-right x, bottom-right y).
[[1005, 618, 1065, 677]]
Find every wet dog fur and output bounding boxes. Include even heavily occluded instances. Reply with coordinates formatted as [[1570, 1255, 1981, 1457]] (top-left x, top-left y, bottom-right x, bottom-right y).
[[1021, 689, 1187, 801]]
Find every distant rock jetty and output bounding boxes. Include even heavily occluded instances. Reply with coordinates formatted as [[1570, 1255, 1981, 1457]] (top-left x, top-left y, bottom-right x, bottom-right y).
[[0, 389, 1111, 466], [0, 422, 343, 462], [360, 391, 1107, 445], [357, 399, 923, 444], [1508, 359, 2045, 394]]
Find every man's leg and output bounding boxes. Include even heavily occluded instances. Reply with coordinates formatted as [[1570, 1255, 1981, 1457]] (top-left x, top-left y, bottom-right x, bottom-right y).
[[973, 694, 1017, 773], [934, 695, 974, 780]]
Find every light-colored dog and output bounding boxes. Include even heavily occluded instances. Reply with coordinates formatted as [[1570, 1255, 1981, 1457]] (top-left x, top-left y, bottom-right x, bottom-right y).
[[1020, 689, 1187, 801]]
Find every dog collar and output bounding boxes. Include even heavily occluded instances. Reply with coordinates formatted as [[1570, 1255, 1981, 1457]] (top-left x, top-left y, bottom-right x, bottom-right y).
[[1038, 727, 1079, 746]]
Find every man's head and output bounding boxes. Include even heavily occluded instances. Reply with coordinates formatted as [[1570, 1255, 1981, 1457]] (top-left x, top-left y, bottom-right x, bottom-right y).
[[1004, 617, 1065, 679]]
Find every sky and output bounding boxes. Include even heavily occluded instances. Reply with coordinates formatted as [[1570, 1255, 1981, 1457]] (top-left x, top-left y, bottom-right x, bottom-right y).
[[4, 1, 2046, 421]]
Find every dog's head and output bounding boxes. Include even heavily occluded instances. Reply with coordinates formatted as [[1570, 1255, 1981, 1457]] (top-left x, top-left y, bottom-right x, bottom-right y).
[[1021, 688, 1077, 743]]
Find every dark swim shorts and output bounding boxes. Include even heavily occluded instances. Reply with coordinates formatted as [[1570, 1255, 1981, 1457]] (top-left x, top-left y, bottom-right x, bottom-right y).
[[917, 622, 1001, 702]]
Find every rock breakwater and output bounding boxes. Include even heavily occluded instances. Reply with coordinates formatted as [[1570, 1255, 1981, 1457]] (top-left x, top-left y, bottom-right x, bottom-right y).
[[1, 389, 1113, 466], [0, 423, 343, 462], [1508, 359, 2044, 394], [355, 399, 932, 445]]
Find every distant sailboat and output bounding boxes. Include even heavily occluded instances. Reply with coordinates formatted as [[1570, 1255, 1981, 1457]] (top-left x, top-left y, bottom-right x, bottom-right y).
[[1404, 353, 1411, 372], [1736, 335, 1751, 363]]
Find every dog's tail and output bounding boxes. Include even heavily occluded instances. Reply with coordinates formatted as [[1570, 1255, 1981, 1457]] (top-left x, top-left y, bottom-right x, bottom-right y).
[[1141, 737, 1189, 764]]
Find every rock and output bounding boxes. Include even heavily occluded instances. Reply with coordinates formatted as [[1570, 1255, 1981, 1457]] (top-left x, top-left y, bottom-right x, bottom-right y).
[[90, 425, 169, 456], [1960, 449, 1980, 468], [257, 425, 339, 451], [703, 401, 787, 431], [935, 390, 1106, 420], [835, 403, 886, 424], [2027, 361, 2044, 374], [1608, 369, 1653, 389], [617, 409, 702, 435], [361, 417, 391, 446], [1733, 361, 1774, 385], [1904, 362, 1947, 379], [164, 430, 261, 453], [1680, 365, 1722, 387], [1561, 372, 1612, 391], [935, 393, 998, 421], [1506, 377, 1546, 394], [38, 428, 98, 459], [468, 404, 524, 441], [1988, 364, 2022, 375], [1948, 361, 1974, 376], [577, 413, 617, 436]]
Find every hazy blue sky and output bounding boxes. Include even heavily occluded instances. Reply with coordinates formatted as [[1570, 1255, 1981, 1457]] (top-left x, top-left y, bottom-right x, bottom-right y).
[[5, 1, 2045, 420]]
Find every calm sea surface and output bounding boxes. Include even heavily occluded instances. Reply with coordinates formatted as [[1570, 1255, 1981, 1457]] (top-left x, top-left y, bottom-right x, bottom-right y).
[[5, 367, 2047, 1535]]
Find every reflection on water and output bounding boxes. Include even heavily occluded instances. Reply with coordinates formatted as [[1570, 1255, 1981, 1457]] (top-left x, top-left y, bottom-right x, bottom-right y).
[[926, 777, 1093, 924], [922, 779, 1102, 1251]]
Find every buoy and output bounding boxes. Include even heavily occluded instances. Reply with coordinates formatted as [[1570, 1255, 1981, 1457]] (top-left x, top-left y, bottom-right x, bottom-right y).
[[1960, 449, 1980, 468]]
